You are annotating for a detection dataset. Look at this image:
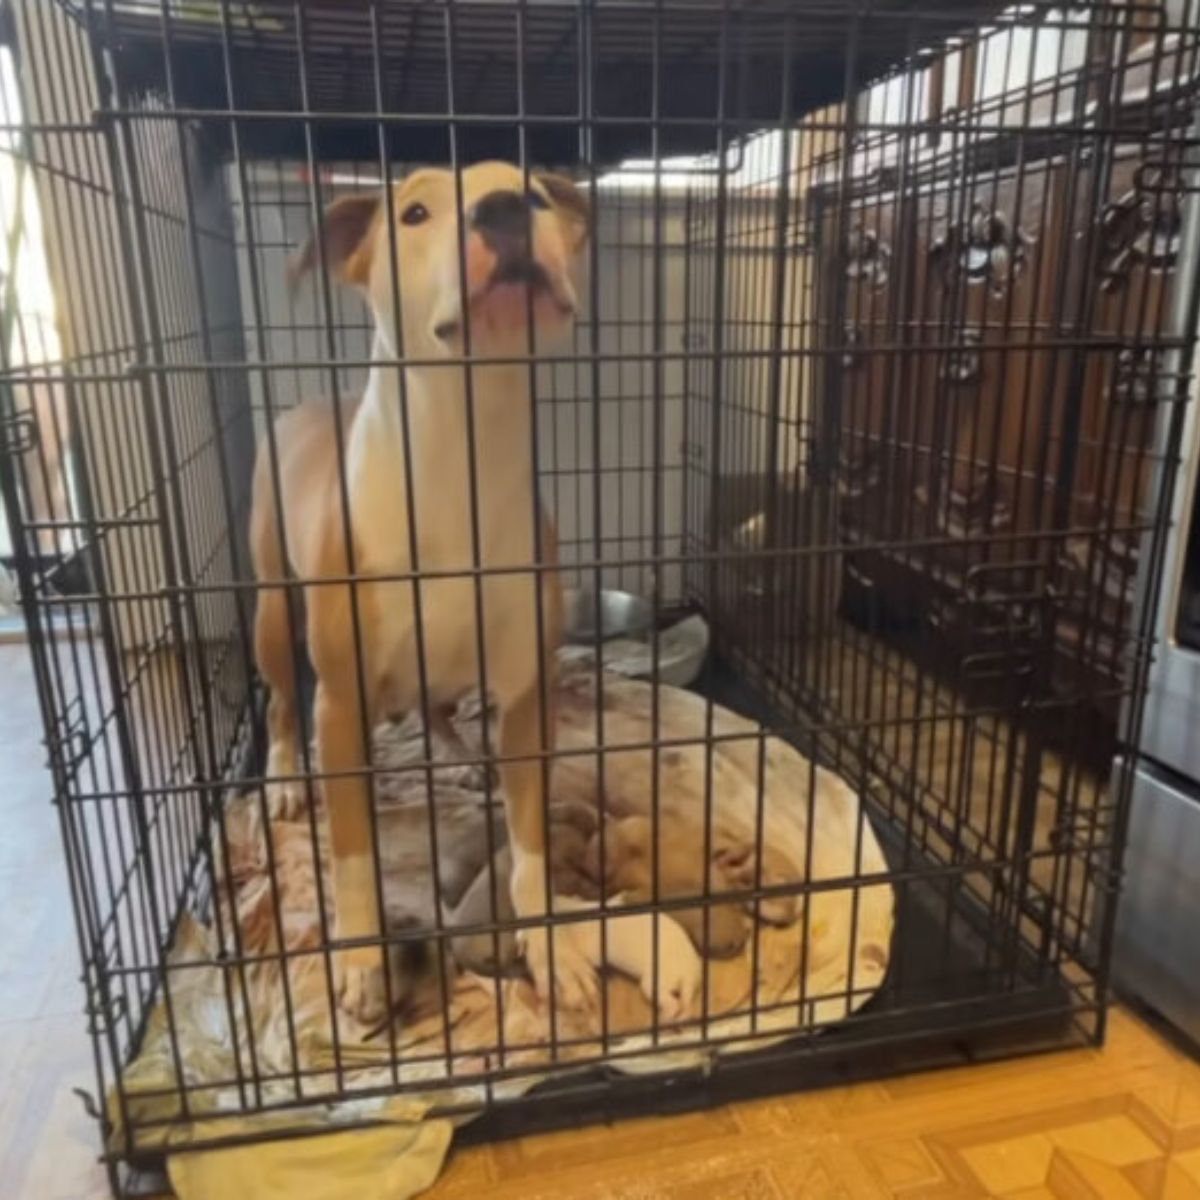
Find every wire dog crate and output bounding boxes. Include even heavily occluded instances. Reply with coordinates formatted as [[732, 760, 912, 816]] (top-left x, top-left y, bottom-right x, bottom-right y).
[[2, 1, 1200, 1193]]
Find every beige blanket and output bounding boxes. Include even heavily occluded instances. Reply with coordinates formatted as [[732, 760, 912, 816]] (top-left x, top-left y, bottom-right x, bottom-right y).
[[115, 660, 893, 1155]]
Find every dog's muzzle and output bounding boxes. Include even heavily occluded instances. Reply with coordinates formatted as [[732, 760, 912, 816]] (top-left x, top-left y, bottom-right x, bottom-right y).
[[431, 189, 573, 342], [490, 255, 550, 289], [471, 189, 556, 298]]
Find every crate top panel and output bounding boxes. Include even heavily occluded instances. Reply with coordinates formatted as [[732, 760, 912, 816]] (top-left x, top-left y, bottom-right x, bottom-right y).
[[67, 0, 1020, 165]]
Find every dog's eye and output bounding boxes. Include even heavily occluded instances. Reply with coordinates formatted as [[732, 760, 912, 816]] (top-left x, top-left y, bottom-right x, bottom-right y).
[[527, 189, 549, 211], [401, 202, 430, 226]]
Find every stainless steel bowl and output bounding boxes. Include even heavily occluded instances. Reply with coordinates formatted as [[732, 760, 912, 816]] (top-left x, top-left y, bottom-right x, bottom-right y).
[[563, 587, 653, 644]]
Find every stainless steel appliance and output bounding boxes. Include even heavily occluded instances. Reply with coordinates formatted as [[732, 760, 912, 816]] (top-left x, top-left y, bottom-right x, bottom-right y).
[[1113, 213, 1200, 1043]]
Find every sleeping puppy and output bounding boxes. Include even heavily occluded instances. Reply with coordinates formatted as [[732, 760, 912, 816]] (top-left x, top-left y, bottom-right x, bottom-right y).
[[444, 842, 704, 1023], [583, 815, 750, 959], [445, 804, 750, 975], [439, 799, 602, 977]]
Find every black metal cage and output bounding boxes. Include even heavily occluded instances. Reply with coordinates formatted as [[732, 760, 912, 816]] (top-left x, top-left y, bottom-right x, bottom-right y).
[[2, 1, 1199, 1194]]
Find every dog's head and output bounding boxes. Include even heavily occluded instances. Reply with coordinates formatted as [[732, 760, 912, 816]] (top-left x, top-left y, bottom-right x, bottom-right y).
[[291, 161, 590, 358]]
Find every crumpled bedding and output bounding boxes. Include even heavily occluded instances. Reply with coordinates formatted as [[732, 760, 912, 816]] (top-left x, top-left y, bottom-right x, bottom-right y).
[[114, 658, 893, 1163]]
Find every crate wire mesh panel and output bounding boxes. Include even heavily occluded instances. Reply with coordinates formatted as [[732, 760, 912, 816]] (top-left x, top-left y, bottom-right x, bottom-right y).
[[1, 0, 1199, 1193]]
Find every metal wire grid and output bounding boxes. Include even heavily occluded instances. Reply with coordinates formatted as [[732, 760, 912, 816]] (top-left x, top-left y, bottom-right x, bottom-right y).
[[0, 1, 1195, 1194], [56, 0, 1046, 165], [684, 15, 1200, 1050]]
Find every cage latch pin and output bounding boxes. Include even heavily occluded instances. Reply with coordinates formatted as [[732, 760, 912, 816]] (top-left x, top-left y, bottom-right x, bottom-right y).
[[85, 984, 126, 1038], [1103, 861, 1125, 896], [0, 411, 37, 458], [45, 694, 90, 775]]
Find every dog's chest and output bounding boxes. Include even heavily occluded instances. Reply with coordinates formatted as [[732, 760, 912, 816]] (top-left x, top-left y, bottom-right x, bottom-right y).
[[348, 410, 538, 703], [350, 430, 526, 573]]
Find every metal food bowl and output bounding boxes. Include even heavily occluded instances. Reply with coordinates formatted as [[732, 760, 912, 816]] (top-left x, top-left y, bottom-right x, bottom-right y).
[[563, 587, 653, 644]]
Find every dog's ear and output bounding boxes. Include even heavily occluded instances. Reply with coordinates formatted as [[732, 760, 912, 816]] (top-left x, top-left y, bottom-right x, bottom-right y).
[[536, 171, 591, 250], [287, 192, 381, 296]]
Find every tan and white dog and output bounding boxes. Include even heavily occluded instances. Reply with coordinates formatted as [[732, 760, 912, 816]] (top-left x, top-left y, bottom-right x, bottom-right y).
[[249, 162, 594, 1024]]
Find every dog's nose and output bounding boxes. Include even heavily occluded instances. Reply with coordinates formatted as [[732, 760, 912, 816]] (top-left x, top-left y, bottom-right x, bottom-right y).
[[470, 190, 530, 259]]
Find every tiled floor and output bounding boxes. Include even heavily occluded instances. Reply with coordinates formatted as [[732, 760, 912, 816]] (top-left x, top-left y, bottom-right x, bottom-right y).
[[2, 639, 1199, 1199], [0, 642, 112, 1200]]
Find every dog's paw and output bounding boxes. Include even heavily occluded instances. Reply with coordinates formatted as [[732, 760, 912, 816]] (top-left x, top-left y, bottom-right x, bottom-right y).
[[334, 947, 389, 1027], [265, 778, 308, 821], [520, 920, 598, 1012], [264, 739, 307, 820], [511, 860, 599, 1010], [640, 915, 702, 1023]]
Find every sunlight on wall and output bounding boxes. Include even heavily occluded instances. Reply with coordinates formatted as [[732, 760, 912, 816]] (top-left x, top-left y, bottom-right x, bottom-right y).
[[0, 48, 61, 365], [0, 44, 67, 560]]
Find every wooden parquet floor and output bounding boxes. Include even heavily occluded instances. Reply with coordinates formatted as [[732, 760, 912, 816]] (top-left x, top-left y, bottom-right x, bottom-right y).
[[425, 1007, 1200, 1200]]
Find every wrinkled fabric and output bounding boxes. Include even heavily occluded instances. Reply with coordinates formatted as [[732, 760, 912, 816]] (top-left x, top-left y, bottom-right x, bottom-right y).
[[115, 660, 893, 1192], [168, 1103, 451, 1200]]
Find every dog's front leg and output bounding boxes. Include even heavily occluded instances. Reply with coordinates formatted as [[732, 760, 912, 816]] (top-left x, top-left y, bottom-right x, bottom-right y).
[[500, 682, 598, 1010], [315, 680, 388, 1024]]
